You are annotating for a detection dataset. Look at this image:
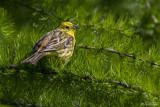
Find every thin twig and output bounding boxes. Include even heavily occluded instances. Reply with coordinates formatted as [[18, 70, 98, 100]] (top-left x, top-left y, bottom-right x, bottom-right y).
[[110, 80, 159, 98], [8, 65, 20, 70], [76, 45, 160, 66], [1, 65, 160, 99], [20, 3, 64, 21], [20, 1, 160, 30], [0, 65, 19, 71], [81, 23, 123, 32], [84, 76, 159, 98], [0, 65, 58, 75], [81, 23, 134, 37], [0, 65, 141, 92], [0, 98, 42, 107], [108, 79, 141, 91], [19, 3, 132, 34]]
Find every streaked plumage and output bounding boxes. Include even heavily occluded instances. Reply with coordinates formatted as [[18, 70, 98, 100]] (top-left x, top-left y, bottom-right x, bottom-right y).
[[21, 22, 78, 65]]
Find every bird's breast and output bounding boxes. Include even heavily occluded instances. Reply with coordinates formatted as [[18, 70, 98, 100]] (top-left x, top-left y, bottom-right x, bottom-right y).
[[56, 47, 74, 60]]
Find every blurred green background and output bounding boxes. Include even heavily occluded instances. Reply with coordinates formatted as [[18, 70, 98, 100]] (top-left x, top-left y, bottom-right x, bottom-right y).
[[0, 0, 160, 106]]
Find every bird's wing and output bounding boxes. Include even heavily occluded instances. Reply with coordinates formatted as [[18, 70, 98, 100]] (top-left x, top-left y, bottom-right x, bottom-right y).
[[32, 30, 60, 51], [39, 32, 74, 53]]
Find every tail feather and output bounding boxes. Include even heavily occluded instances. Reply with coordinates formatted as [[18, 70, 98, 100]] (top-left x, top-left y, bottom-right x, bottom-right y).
[[21, 52, 46, 65]]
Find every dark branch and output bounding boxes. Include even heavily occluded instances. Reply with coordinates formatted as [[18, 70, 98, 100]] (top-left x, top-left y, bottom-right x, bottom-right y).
[[0, 65, 141, 92], [82, 23, 123, 32], [0, 98, 42, 107], [19, 3, 131, 33], [109, 80, 141, 91], [20, 3, 64, 21], [1, 65, 159, 99], [0, 65, 58, 75], [8, 65, 20, 70], [76, 45, 160, 67]]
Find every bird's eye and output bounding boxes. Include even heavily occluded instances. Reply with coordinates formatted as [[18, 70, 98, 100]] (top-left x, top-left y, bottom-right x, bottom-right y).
[[65, 26, 70, 29]]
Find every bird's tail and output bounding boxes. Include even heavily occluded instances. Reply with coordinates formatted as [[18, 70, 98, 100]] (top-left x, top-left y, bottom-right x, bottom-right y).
[[21, 52, 46, 65]]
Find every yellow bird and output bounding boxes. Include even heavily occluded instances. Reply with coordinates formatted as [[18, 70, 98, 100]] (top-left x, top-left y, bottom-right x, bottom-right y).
[[21, 22, 78, 65]]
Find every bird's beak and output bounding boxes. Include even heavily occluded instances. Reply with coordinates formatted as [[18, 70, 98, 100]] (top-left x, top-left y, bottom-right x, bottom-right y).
[[72, 25, 78, 29]]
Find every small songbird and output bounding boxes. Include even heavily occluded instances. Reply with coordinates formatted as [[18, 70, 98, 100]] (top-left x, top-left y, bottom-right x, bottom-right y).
[[21, 22, 78, 65]]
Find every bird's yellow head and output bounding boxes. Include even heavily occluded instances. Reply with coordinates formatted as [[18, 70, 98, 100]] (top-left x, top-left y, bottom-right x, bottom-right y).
[[57, 22, 78, 36]]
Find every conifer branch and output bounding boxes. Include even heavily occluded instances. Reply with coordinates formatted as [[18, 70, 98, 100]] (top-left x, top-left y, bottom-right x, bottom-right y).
[[0, 66, 142, 92], [0, 98, 42, 107], [109, 80, 141, 90], [0, 65, 21, 71], [19, 3, 64, 21], [76, 45, 160, 66], [0, 65, 58, 75], [0, 65, 141, 91], [19, 3, 132, 34], [1, 65, 159, 98], [81, 23, 133, 36], [82, 24, 123, 32]]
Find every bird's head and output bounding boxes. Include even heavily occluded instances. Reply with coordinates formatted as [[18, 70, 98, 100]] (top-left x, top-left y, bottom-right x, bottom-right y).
[[57, 22, 78, 36]]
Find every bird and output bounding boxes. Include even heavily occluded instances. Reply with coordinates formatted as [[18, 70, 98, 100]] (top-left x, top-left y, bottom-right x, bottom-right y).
[[21, 21, 78, 65]]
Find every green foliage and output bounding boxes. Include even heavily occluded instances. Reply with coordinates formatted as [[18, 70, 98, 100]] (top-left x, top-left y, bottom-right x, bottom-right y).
[[0, 0, 160, 106], [0, 8, 15, 66]]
